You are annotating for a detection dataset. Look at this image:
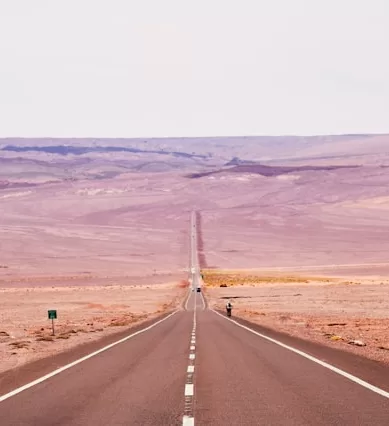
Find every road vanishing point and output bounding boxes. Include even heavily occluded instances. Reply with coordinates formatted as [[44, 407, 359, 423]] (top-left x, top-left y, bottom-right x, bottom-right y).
[[0, 211, 389, 425]]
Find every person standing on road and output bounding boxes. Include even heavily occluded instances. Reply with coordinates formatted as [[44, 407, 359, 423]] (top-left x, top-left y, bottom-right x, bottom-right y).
[[226, 300, 232, 317]]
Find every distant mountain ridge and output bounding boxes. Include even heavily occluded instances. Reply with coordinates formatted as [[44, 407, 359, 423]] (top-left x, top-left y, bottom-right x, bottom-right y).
[[1, 144, 207, 159]]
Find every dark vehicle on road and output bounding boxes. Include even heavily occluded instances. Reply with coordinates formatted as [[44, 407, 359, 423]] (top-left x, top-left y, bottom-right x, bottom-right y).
[[196, 287, 201, 292]]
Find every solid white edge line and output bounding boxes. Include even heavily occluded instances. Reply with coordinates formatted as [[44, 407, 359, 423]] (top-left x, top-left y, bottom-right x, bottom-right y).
[[184, 289, 192, 311], [212, 309, 389, 399], [0, 310, 179, 403], [200, 292, 206, 310], [185, 384, 194, 396], [187, 365, 195, 373], [183, 415, 195, 426]]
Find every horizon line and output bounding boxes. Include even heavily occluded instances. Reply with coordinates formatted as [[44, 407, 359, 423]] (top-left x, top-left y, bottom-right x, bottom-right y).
[[0, 133, 387, 141]]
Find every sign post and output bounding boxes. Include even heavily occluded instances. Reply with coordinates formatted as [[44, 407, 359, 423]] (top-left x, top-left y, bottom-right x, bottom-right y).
[[48, 310, 57, 336]]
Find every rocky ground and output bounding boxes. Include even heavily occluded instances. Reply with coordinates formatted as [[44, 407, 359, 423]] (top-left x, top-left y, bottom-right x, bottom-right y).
[[0, 281, 187, 374], [204, 270, 389, 364]]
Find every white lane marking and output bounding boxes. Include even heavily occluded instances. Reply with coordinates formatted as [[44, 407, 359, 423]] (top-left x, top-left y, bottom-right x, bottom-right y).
[[184, 289, 192, 311], [200, 292, 206, 310], [183, 415, 195, 426], [0, 311, 179, 403], [185, 384, 194, 396], [184, 216, 198, 426], [212, 310, 389, 399]]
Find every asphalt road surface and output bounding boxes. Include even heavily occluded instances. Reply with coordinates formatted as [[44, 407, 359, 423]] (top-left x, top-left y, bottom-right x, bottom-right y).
[[1, 212, 389, 425]]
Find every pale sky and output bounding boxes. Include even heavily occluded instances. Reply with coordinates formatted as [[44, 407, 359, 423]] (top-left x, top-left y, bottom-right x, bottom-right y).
[[0, 0, 388, 137]]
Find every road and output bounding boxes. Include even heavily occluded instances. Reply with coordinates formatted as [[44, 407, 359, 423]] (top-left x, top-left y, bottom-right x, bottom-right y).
[[190, 210, 200, 292], [1, 211, 389, 425]]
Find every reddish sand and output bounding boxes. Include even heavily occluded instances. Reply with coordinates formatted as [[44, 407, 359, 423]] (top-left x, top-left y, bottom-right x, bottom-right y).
[[1, 134, 389, 370], [205, 274, 389, 364], [0, 283, 186, 374]]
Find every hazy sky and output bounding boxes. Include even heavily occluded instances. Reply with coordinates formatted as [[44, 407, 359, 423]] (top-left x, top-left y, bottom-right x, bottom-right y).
[[0, 0, 388, 137]]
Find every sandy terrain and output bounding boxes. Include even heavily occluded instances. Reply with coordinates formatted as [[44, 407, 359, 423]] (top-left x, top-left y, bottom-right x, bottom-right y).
[[0, 282, 187, 374], [0, 173, 193, 280], [2, 135, 389, 369], [3, 164, 389, 280], [2, 135, 389, 279], [204, 270, 389, 364]]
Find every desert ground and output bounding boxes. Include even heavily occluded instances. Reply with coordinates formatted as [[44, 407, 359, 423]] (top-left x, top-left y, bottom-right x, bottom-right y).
[[0, 282, 186, 374], [203, 270, 389, 364], [1, 134, 389, 371]]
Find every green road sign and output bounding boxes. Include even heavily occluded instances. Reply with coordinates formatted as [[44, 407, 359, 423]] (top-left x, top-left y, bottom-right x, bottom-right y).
[[48, 310, 57, 320]]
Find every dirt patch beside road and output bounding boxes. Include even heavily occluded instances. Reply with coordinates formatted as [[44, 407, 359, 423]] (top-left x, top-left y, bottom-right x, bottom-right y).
[[202, 269, 336, 286], [204, 272, 389, 364], [0, 282, 186, 374]]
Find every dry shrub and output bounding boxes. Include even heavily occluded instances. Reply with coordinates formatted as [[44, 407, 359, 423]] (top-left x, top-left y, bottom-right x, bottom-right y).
[[109, 320, 133, 327], [56, 334, 70, 340], [36, 336, 54, 342], [10, 340, 31, 348], [279, 314, 291, 323], [108, 314, 135, 327]]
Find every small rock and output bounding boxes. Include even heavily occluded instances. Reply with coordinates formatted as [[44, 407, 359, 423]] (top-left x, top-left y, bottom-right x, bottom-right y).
[[330, 335, 342, 341], [348, 339, 366, 347], [378, 346, 389, 351]]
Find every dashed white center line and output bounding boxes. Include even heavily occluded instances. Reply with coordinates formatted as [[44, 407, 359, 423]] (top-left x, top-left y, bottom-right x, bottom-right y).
[[183, 285, 198, 426], [183, 415, 195, 426], [185, 384, 194, 396]]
